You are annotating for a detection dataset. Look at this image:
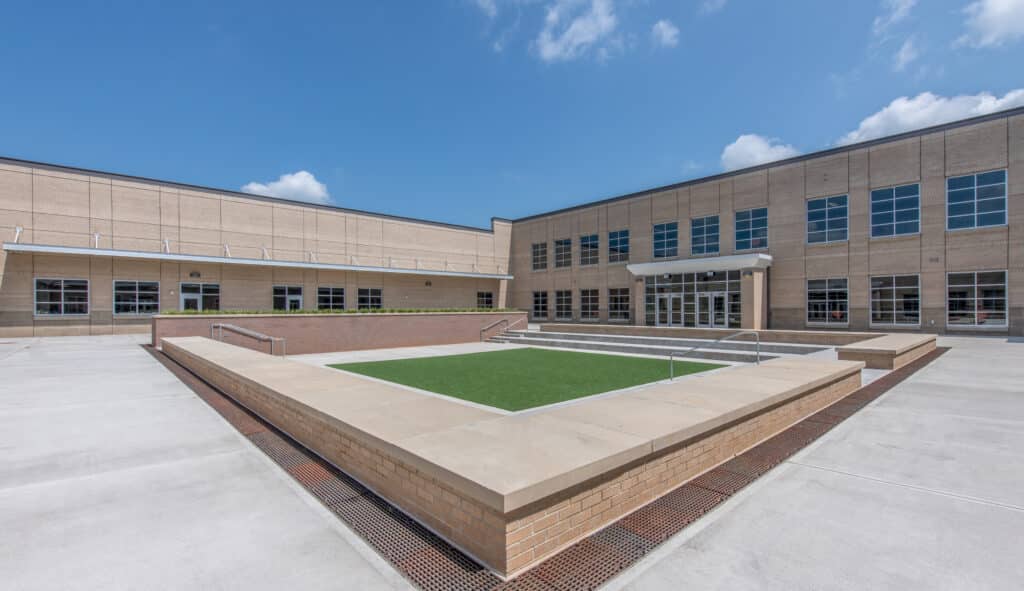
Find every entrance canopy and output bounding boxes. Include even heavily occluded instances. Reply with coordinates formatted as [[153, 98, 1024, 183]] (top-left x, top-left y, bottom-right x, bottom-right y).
[[626, 252, 772, 277]]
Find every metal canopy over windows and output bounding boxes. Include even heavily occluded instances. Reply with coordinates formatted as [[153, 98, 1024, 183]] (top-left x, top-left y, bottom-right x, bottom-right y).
[[554, 239, 572, 268], [580, 234, 599, 265], [691, 216, 720, 255], [653, 222, 678, 259], [34, 278, 89, 316], [532, 291, 548, 319], [114, 280, 159, 315], [871, 183, 920, 237], [180, 283, 219, 312], [735, 207, 767, 251], [947, 170, 1007, 230], [807, 278, 848, 325], [870, 275, 920, 326], [555, 290, 573, 320], [357, 288, 382, 310], [273, 285, 303, 311], [477, 291, 494, 309], [608, 229, 629, 263], [608, 288, 630, 321], [807, 195, 848, 244], [580, 289, 599, 321], [531, 242, 548, 271], [317, 286, 345, 311], [947, 271, 1006, 327]]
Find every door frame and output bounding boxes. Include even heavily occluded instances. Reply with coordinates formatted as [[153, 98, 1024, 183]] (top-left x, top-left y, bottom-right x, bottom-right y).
[[655, 293, 682, 327], [696, 291, 728, 328]]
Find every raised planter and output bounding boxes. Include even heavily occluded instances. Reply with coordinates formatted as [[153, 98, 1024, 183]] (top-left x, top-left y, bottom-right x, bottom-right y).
[[162, 336, 863, 578], [152, 311, 527, 355]]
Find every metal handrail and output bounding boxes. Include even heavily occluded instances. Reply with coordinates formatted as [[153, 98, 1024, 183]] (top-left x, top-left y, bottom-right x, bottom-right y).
[[479, 316, 527, 341], [669, 330, 761, 380], [210, 323, 287, 356]]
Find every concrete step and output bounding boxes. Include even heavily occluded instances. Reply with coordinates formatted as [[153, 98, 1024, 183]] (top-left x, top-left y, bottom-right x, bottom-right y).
[[499, 330, 824, 355], [488, 335, 775, 364]]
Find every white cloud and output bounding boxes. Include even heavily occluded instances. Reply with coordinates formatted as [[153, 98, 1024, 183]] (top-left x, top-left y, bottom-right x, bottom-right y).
[[892, 38, 919, 71], [720, 134, 801, 171], [837, 89, 1024, 145], [872, 0, 916, 36], [651, 19, 679, 47], [956, 0, 1024, 48], [241, 171, 331, 204], [699, 0, 727, 15], [473, 0, 498, 19], [535, 0, 618, 62]]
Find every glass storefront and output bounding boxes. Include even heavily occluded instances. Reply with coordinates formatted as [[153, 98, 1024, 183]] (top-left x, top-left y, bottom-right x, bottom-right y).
[[644, 271, 741, 328]]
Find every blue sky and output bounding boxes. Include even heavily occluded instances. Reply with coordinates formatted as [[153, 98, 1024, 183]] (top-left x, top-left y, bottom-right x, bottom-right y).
[[1, 1, 1022, 228]]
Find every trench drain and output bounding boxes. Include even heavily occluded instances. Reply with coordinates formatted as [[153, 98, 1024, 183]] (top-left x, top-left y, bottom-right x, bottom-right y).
[[147, 346, 947, 591]]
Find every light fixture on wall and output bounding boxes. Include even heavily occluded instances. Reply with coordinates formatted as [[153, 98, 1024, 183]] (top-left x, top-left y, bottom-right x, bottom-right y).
[[425, 281, 432, 287], [189, 271, 201, 279]]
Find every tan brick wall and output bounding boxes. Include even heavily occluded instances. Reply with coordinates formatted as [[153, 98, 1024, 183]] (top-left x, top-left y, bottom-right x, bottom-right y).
[[152, 311, 527, 354], [838, 339, 937, 369], [163, 339, 861, 578], [501, 371, 861, 576]]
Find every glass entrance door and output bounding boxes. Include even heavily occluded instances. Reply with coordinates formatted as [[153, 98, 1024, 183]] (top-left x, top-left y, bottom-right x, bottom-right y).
[[656, 294, 682, 326], [697, 292, 727, 328]]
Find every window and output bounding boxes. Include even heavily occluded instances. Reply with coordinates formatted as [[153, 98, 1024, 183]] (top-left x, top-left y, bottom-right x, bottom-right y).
[[871, 183, 920, 238], [318, 287, 345, 311], [358, 288, 382, 310], [532, 291, 549, 319], [580, 289, 599, 321], [273, 285, 303, 311], [609, 288, 630, 321], [180, 283, 219, 311], [531, 242, 548, 271], [870, 275, 920, 326], [807, 195, 848, 244], [947, 170, 1007, 230], [807, 278, 848, 325], [735, 207, 768, 250], [113, 281, 159, 315], [947, 271, 1007, 327], [608, 229, 630, 263], [691, 215, 720, 255], [653, 222, 678, 258], [580, 234, 599, 265], [477, 291, 494, 309], [555, 290, 573, 320], [34, 278, 89, 316], [554, 238, 572, 268]]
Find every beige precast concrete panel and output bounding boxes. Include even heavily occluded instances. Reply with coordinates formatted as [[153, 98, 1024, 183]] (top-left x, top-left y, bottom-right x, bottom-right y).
[[732, 170, 768, 211], [805, 153, 849, 198], [33, 172, 90, 218], [688, 182, 718, 218], [0, 168, 32, 215], [945, 119, 1008, 177], [650, 189, 678, 221], [869, 137, 920, 188]]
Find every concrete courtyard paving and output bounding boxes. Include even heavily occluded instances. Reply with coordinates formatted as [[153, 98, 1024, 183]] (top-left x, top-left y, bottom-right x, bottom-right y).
[[2, 334, 1021, 590], [606, 336, 1024, 590], [0, 335, 411, 591]]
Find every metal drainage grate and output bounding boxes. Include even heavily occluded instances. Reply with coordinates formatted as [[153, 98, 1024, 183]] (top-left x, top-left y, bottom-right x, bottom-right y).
[[146, 345, 948, 591]]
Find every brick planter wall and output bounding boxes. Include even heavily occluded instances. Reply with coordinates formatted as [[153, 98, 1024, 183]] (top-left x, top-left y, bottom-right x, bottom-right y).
[[152, 311, 527, 355], [163, 339, 861, 578]]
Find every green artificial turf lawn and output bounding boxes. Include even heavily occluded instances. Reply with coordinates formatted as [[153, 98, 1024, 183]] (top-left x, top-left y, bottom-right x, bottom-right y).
[[329, 347, 723, 412]]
